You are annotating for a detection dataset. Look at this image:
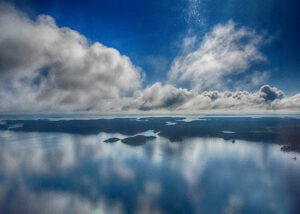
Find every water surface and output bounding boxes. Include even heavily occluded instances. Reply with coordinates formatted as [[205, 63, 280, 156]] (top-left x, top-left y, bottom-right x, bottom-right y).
[[0, 127, 299, 214]]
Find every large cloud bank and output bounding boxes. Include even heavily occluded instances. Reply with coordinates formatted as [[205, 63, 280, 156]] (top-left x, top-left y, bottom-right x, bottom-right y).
[[0, 3, 299, 113], [0, 3, 142, 112], [121, 84, 299, 113]]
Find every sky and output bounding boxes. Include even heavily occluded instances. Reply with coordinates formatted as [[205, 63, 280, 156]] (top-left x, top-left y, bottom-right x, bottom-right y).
[[0, 0, 299, 113]]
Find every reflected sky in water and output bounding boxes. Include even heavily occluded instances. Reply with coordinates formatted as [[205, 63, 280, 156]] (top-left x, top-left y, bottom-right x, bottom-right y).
[[0, 130, 299, 214]]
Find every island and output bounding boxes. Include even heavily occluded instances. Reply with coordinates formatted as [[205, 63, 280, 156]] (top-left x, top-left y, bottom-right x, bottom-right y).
[[104, 137, 120, 143], [121, 135, 156, 146]]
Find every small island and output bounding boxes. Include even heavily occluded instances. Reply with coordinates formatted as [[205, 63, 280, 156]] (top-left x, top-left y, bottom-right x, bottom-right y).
[[104, 137, 120, 143], [121, 135, 156, 146]]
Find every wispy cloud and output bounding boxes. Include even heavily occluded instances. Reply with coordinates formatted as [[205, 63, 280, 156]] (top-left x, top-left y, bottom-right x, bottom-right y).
[[168, 21, 266, 92]]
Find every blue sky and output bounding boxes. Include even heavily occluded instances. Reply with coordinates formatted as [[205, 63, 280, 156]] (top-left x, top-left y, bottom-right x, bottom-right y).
[[8, 0, 300, 95], [0, 0, 299, 113]]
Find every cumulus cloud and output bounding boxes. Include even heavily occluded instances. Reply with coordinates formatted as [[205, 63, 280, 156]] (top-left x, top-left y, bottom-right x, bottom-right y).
[[0, 3, 142, 112], [168, 21, 266, 92], [124, 82, 194, 111], [259, 85, 284, 101], [271, 94, 300, 110], [124, 85, 300, 112], [0, 3, 299, 113], [177, 85, 280, 112]]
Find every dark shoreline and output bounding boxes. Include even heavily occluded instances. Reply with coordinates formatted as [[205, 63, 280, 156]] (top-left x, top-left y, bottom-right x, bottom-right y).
[[1, 117, 299, 152]]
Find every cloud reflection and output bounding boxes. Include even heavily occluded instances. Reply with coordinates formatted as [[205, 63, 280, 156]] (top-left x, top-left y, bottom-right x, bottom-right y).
[[0, 131, 299, 213]]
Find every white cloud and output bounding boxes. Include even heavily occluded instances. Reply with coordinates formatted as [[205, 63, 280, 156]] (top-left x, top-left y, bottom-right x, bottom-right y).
[[124, 82, 194, 111], [271, 94, 300, 110], [0, 3, 299, 113], [168, 21, 266, 92], [0, 3, 142, 112], [124, 85, 300, 113]]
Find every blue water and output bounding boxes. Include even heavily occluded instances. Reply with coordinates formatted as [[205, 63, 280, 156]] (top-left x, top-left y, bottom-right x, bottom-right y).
[[0, 130, 299, 214]]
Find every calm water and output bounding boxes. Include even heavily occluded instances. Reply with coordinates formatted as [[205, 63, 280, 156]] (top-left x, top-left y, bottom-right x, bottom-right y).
[[0, 130, 299, 214]]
